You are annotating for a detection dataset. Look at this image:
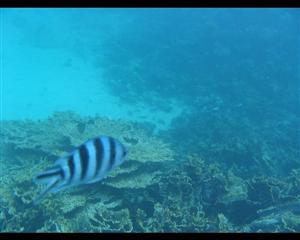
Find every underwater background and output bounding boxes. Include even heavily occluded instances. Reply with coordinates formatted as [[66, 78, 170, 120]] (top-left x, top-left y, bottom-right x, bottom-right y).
[[0, 8, 300, 232]]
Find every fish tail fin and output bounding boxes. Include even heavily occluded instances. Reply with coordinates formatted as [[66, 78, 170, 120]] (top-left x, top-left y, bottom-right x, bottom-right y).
[[33, 178, 60, 205], [34, 166, 62, 184], [33, 166, 63, 205]]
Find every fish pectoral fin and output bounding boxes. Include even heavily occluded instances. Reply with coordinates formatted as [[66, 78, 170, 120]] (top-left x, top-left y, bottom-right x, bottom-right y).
[[85, 179, 98, 184], [51, 183, 69, 193], [86, 177, 103, 184], [33, 178, 60, 205]]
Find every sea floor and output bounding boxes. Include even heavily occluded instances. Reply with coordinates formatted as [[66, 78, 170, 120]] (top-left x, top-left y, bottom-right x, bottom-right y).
[[3, 42, 185, 132]]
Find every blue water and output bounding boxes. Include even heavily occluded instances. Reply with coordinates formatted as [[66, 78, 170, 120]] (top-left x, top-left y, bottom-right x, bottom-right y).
[[0, 8, 300, 232]]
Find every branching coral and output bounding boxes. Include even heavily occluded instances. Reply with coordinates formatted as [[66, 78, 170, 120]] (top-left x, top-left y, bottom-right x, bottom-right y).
[[78, 201, 133, 232], [1, 111, 299, 232], [0, 111, 175, 232]]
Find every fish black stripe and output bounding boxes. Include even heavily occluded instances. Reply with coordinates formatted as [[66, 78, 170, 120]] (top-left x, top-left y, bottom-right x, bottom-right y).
[[79, 143, 89, 180], [108, 137, 116, 170], [93, 137, 103, 178], [68, 155, 75, 184], [36, 167, 65, 180], [60, 166, 65, 180], [36, 170, 60, 180], [33, 178, 61, 205]]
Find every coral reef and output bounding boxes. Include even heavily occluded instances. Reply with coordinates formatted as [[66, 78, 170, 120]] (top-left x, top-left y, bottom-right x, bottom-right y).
[[0, 111, 176, 232], [1, 111, 174, 162], [1, 111, 299, 232], [1, 111, 174, 190], [78, 201, 133, 232], [167, 105, 300, 179]]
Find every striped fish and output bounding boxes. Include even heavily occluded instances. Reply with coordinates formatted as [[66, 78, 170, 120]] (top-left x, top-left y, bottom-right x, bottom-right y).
[[33, 135, 127, 205]]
